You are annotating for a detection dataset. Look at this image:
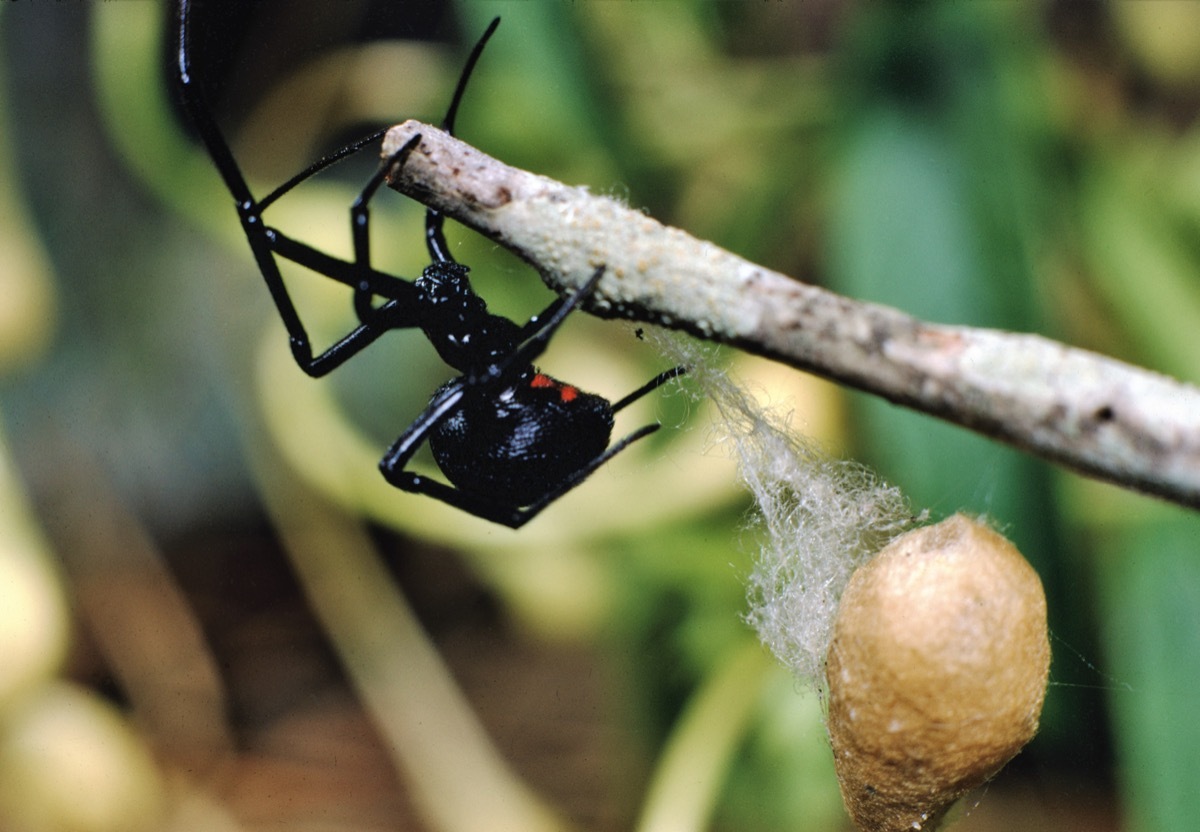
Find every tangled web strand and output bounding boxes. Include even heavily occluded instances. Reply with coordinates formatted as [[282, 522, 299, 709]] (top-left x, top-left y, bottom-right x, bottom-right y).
[[662, 335, 917, 687]]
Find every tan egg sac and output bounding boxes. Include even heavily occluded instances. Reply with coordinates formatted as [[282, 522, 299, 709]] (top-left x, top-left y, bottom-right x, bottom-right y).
[[826, 514, 1050, 832]]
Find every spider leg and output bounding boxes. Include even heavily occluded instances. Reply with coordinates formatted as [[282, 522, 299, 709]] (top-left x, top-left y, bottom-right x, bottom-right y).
[[265, 226, 420, 365], [612, 365, 688, 412], [176, 0, 418, 377], [497, 422, 664, 528], [387, 422, 664, 529], [349, 135, 426, 328], [377, 379, 466, 492], [502, 265, 608, 375], [511, 262, 685, 407], [267, 228, 417, 305], [425, 16, 502, 265], [259, 128, 386, 212], [504, 365, 688, 526], [517, 297, 567, 339], [499, 364, 688, 525], [440, 18, 501, 136]]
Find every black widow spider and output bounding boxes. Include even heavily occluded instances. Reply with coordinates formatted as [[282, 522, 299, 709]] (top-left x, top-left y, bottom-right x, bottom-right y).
[[175, 2, 684, 528]]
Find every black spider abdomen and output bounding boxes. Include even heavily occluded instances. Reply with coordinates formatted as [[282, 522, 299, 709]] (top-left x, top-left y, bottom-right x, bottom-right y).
[[429, 374, 615, 506]]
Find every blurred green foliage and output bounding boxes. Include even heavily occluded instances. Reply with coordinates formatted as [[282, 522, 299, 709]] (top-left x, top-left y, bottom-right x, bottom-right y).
[[1, 0, 1199, 830]]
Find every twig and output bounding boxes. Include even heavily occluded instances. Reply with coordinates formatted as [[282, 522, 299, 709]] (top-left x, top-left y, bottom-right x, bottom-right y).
[[383, 121, 1200, 510]]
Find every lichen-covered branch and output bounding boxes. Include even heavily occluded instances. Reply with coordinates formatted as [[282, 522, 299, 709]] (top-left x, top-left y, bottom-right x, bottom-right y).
[[382, 121, 1200, 510]]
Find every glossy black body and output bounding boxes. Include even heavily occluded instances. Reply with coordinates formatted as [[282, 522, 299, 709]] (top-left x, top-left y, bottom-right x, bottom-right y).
[[175, 1, 682, 527]]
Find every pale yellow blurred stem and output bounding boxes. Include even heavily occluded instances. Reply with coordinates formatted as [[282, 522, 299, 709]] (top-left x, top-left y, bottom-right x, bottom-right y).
[[36, 451, 235, 766], [253, 452, 573, 832], [636, 642, 772, 832], [0, 412, 70, 705]]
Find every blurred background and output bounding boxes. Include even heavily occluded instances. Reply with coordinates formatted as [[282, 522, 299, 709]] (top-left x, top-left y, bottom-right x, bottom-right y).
[[1, 1, 1198, 830]]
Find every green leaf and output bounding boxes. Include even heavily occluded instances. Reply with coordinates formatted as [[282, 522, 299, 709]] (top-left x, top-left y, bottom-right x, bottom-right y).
[[1098, 514, 1200, 832]]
